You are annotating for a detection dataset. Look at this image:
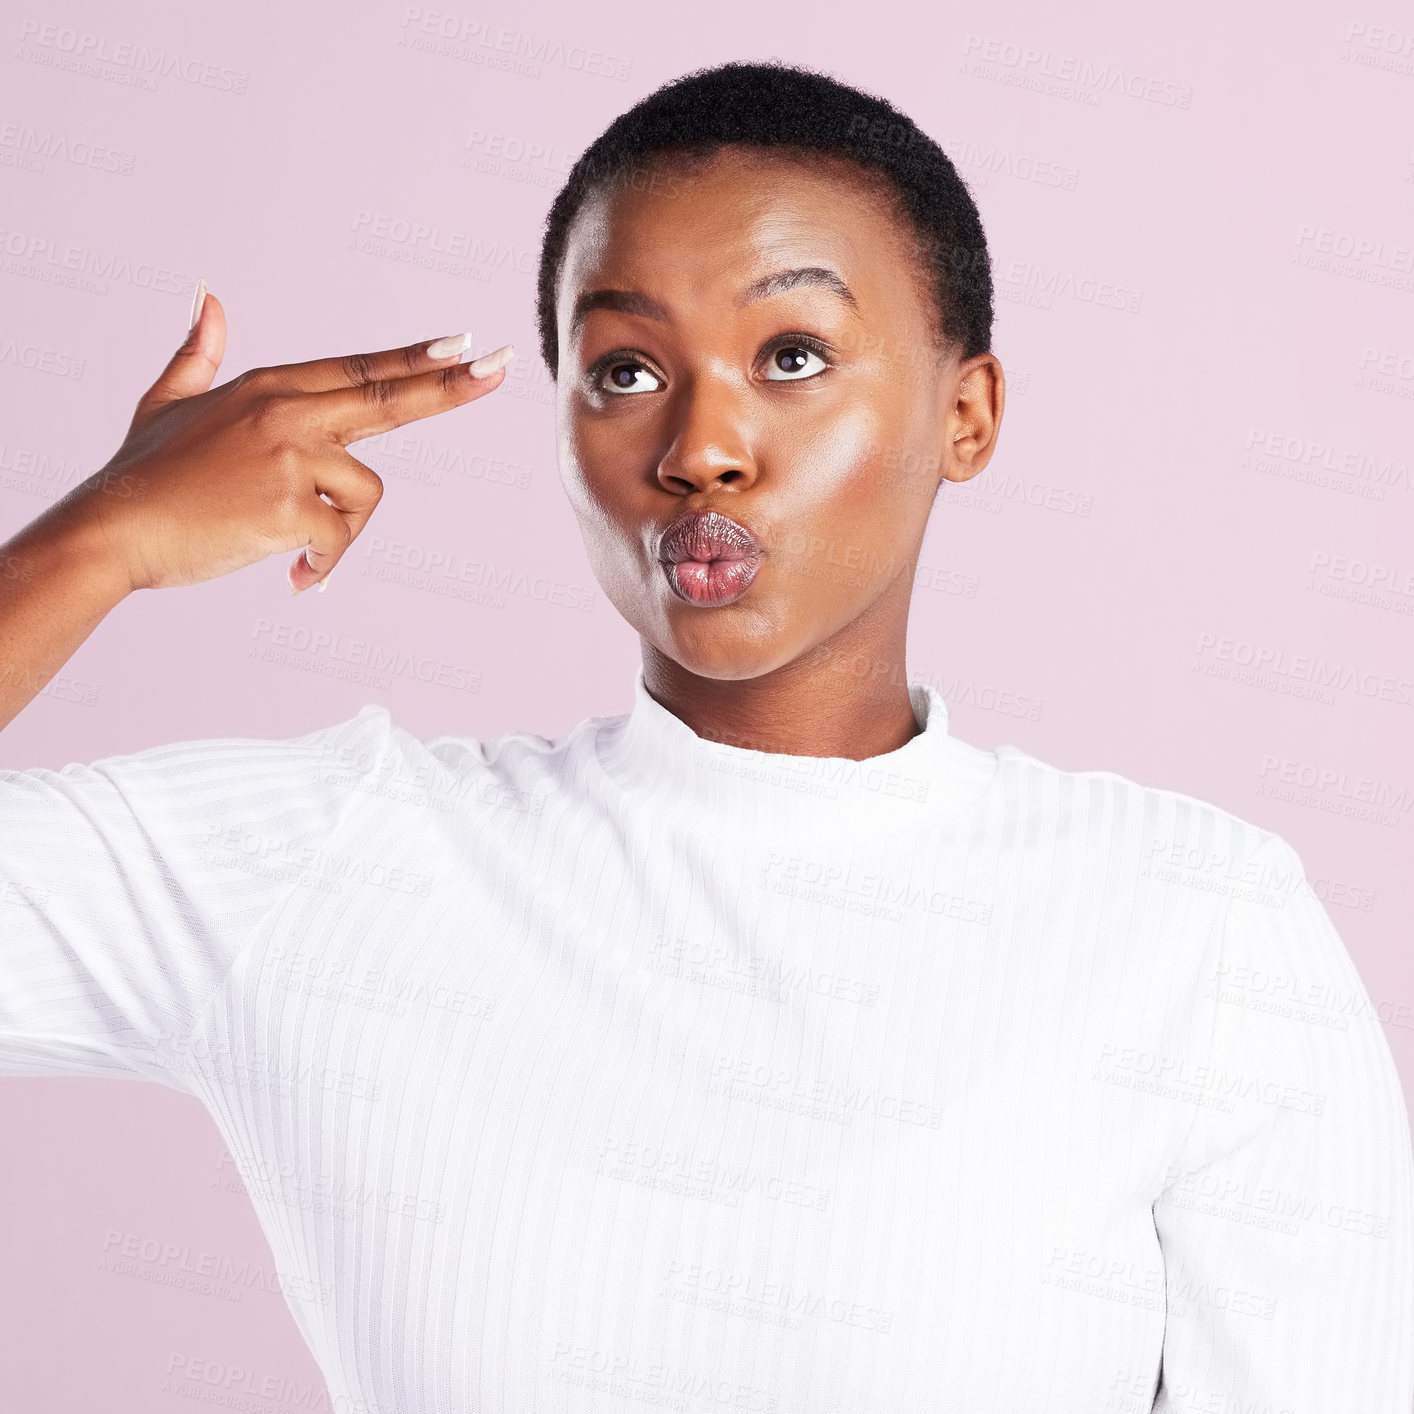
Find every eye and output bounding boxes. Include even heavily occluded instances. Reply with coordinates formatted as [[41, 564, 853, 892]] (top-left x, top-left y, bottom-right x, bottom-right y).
[[596, 358, 664, 396], [761, 340, 830, 382]]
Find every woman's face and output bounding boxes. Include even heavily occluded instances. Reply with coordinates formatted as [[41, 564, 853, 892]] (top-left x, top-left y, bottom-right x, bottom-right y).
[[554, 144, 1003, 684]]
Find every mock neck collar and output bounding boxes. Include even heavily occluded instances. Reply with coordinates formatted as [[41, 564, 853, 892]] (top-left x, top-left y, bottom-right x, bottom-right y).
[[591, 666, 1000, 839]]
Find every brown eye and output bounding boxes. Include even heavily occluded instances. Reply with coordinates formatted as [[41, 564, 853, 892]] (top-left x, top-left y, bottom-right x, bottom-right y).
[[763, 345, 827, 381], [598, 359, 663, 395]]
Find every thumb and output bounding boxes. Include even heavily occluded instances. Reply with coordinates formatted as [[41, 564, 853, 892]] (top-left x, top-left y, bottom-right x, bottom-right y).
[[134, 281, 229, 419]]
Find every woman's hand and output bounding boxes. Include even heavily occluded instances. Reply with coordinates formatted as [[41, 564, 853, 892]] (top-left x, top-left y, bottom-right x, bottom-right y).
[[82, 286, 513, 594]]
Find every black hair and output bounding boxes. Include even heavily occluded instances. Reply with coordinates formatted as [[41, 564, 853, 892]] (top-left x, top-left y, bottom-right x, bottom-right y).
[[534, 59, 994, 379]]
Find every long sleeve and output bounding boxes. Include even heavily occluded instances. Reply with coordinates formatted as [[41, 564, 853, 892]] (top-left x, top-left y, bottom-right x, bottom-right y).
[[1151, 831, 1414, 1411], [0, 705, 393, 1096]]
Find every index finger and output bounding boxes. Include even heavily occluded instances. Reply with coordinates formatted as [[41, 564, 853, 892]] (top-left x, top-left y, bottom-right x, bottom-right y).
[[271, 331, 478, 394], [303, 343, 515, 445]]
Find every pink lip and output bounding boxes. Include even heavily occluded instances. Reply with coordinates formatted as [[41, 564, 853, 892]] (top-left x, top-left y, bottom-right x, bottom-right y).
[[656, 509, 763, 607]]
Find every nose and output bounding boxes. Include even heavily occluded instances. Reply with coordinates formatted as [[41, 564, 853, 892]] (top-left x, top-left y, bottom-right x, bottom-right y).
[[655, 377, 758, 495]]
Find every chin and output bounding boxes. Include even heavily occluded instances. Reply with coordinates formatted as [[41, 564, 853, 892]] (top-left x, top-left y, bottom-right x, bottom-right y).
[[646, 605, 805, 682]]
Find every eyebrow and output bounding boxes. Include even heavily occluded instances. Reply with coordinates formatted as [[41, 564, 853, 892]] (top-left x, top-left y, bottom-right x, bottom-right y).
[[737, 266, 859, 312], [569, 266, 859, 336]]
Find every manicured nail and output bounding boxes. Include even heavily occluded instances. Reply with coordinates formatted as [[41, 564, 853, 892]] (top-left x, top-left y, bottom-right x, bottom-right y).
[[468, 343, 514, 378], [188, 278, 207, 332], [314, 569, 330, 592], [288, 546, 313, 594], [426, 332, 472, 359]]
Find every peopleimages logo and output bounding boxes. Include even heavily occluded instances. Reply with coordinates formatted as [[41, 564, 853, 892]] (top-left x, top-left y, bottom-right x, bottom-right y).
[[959, 34, 1192, 109], [249, 618, 483, 694], [15, 19, 249, 93], [998, 257, 1143, 313], [1193, 633, 1414, 708], [349, 210, 536, 275], [0, 223, 194, 296], [357, 428, 534, 490], [943, 137, 1080, 192], [359, 536, 597, 613], [462, 128, 576, 187], [0, 331, 84, 378], [1241, 427, 1410, 499], [396, 9, 631, 82], [0, 118, 137, 176]]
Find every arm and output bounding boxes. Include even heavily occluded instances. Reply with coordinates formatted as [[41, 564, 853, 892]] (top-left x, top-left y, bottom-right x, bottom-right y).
[[0, 488, 135, 730], [0, 704, 397, 1091], [0, 293, 508, 1079], [0, 287, 511, 732], [1151, 833, 1414, 1411]]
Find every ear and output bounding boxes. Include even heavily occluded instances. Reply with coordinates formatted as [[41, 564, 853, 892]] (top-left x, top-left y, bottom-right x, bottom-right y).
[[940, 351, 1005, 485]]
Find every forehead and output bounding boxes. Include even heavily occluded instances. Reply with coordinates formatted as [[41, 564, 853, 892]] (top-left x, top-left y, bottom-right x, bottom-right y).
[[557, 146, 926, 315]]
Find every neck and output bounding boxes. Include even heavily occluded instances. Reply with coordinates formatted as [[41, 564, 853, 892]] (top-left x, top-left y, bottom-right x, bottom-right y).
[[596, 656, 999, 846], [641, 638, 918, 763]]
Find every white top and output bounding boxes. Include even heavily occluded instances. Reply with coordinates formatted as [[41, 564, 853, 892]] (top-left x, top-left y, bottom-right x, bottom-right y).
[[2, 670, 1411, 1412]]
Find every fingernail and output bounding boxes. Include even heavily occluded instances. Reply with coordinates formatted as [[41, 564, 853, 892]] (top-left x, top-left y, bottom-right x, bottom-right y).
[[426, 332, 472, 359], [315, 569, 330, 592], [188, 278, 207, 332], [288, 547, 312, 594], [468, 343, 514, 378]]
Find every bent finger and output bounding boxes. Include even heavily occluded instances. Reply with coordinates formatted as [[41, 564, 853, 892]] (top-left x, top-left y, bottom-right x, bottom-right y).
[[311, 447, 384, 525], [287, 495, 357, 593], [287, 451, 388, 592]]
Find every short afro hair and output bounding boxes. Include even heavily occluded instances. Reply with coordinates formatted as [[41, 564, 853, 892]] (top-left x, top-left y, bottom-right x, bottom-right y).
[[534, 60, 994, 379]]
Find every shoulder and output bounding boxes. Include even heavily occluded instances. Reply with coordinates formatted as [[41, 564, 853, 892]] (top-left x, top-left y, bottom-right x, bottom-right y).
[[4, 702, 403, 816], [0, 705, 429, 900], [336, 700, 614, 822], [990, 740, 1287, 895], [27, 701, 395, 777], [21, 698, 616, 830]]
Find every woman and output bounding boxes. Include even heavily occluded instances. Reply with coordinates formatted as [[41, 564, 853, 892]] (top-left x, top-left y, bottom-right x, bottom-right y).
[[1, 60, 1410, 1413]]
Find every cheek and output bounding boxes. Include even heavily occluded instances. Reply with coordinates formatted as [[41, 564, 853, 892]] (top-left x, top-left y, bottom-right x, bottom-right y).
[[560, 402, 656, 513], [775, 402, 894, 545], [555, 437, 654, 613], [765, 401, 927, 600], [797, 401, 880, 487], [557, 457, 602, 530], [555, 410, 596, 512], [806, 376, 940, 517], [558, 429, 625, 537]]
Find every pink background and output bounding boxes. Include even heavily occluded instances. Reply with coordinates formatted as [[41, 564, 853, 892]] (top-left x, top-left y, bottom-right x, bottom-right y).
[[2, 1, 1412, 1407]]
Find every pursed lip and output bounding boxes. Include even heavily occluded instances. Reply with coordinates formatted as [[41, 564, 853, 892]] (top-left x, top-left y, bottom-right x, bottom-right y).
[[656, 508, 763, 565]]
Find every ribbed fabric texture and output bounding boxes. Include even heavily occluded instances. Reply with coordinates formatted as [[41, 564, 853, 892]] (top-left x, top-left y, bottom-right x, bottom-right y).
[[2, 669, 1411, 1411]]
